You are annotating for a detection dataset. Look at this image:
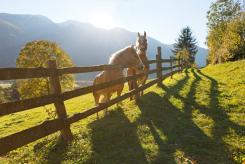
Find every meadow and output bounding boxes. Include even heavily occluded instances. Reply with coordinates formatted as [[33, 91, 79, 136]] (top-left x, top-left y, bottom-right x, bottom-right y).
[[0, 60, 244, 163]]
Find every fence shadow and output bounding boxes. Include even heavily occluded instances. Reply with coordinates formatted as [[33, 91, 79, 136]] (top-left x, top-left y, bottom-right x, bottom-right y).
[[88, 107, 148, 164], [160, 69, 189, 95], [196, 70, 245, 138], [136, 68, 237, 163]]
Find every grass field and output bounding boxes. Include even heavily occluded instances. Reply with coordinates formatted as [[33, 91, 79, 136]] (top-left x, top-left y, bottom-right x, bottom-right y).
[[0, 60, 244, 163]]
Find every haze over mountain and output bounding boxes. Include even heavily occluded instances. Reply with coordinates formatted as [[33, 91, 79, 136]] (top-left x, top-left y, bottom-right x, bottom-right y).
[[0, 13, 208, 71]]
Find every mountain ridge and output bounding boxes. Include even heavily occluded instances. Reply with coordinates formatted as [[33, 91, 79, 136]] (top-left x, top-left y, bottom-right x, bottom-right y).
[[0, 13, 208, 71]]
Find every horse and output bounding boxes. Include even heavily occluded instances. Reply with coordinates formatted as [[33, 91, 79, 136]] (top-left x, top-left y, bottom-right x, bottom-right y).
[[127, 31, 149, 99], [93, 45, 144, 118]]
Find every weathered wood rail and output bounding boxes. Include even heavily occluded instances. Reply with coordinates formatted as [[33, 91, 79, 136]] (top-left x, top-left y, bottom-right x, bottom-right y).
[[0, 47, 183, 155]]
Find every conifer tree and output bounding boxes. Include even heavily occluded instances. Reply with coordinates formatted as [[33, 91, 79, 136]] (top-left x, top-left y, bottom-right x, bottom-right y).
[[172, 27, 198, 66]]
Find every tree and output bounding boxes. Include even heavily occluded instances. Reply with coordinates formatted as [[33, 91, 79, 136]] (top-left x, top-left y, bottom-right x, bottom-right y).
[[207, 25, 225, 64], [176, 48, 192, 67], [220, 13, 245, 61], [206, 0, 244, 64], [16, 40, 75, 99], [172, 27, 198, 65], [207, 0, 241, 29]]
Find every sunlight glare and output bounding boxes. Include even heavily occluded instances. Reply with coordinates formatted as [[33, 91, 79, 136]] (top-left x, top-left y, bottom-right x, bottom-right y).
[[90, 12, 116, 29]]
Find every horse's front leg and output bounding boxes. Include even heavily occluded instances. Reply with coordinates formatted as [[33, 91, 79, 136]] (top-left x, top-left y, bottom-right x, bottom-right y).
[[93, 91, 100, 119], [140, 75, 148, 96], [128, 80, 134, 100]]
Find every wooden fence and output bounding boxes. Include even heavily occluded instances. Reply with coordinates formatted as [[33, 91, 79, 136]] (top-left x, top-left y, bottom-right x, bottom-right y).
[[0, 47, 183, 155]]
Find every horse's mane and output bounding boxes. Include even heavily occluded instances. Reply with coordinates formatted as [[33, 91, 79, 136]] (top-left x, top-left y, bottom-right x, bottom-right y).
[[109, 45, 135, 64]]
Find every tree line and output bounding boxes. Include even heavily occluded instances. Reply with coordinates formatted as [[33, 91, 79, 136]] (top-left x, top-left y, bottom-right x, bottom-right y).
[[172, 0, 244, 66]]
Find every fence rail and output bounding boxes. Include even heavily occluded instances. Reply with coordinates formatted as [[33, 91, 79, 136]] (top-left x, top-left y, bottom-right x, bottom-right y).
[[0, 46, 183, 155], [0, 60, 158, 81]]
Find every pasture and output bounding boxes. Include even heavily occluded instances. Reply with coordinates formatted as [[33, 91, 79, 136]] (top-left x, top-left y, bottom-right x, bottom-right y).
[[0, 60, 244, 163]]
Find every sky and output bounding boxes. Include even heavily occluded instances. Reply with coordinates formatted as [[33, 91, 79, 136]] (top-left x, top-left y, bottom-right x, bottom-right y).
[[1, 0, 214, 48]]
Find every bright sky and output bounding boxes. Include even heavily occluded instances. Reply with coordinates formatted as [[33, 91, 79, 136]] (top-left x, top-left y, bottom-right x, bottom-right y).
[[1, 0, 214, 48]]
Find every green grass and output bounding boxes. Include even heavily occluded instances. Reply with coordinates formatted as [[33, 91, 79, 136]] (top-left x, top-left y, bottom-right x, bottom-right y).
[[0, 60, 245, 163]]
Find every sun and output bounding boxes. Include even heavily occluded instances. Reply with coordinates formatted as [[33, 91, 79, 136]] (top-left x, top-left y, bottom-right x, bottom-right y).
[[90, 12, 116, 29]]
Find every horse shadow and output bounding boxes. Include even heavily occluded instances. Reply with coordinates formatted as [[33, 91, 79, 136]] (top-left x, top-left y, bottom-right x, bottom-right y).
[[88, 107, 148, 164], [33, 136, 69, 164]]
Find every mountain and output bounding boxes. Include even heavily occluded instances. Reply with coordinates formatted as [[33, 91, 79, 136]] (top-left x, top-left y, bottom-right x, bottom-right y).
[[195, 47, 208, 67], [0, 13, 208, 79]]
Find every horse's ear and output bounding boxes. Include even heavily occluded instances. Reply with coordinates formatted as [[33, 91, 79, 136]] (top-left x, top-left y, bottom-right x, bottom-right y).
[[144, 31, 146, 38], [138, 32, 140, 37]]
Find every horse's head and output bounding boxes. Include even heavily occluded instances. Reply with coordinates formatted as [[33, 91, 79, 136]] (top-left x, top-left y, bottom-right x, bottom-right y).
[[136, 31, 147, 54]]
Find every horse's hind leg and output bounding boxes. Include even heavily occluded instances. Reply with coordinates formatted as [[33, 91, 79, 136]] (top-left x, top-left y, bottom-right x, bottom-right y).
[[93, 91, 100, 119], [101, 94, 111, 116]]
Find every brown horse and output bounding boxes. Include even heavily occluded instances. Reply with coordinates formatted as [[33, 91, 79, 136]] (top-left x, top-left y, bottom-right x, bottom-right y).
[[127, 31, 149, 99], [93, 45, 144, 118]]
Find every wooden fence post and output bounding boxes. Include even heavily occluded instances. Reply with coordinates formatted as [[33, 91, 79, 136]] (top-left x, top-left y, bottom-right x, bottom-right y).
[[156, 47, 162, 86], [132, 69, 139, 103], [48, 60, 73, 141], [170, 56, 173, 79]]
